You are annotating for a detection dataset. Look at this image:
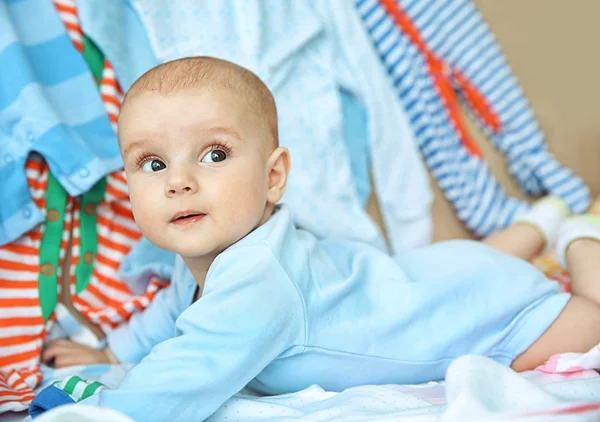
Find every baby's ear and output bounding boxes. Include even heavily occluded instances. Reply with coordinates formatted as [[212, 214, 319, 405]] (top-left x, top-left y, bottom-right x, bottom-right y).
[[266, 147, 290, 204]]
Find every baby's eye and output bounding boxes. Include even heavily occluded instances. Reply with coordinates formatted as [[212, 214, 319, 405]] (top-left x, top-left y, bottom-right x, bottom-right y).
[[201, 149, 228, 163], [142, 159, 166, 172]]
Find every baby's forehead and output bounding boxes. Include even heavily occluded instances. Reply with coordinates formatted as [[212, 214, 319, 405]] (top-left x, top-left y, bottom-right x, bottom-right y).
[[122, 86, 245, 114], [120, 56, 278, 148], [118, 89, 272, 148]]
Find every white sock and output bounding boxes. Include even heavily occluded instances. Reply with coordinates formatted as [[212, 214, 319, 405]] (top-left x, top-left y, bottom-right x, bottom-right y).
[[555, 215, 600, 268], [513, 196, 570, 253]]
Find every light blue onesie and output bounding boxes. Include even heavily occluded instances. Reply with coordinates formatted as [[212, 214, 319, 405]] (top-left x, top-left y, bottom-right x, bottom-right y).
[[83, 205, 570, 421]]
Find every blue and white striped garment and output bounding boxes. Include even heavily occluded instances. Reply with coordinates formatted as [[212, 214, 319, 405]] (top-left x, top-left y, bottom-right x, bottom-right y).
[[0, 0, 122, 246], [356, 0, 591, 236]]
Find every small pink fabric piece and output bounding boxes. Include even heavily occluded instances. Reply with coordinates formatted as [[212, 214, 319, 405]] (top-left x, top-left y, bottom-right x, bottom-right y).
[[536, 343, 600, 374]]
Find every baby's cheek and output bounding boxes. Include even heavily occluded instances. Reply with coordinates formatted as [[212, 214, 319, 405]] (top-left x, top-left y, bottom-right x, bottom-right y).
[[128, 189, 157, 228], [129, 206, 149, 236], [133, 210, 165, 249], [128, 195, 145, 223]]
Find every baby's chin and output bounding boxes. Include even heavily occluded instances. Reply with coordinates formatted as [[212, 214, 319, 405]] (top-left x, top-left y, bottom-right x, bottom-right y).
[[169, 241, 225, 262], [135, 233, 195, 256], [141, 224, 238, 260], [136, 224, 206, 254]]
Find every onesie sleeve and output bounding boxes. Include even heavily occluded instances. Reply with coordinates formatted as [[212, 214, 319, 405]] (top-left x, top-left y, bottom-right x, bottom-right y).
[[106, 255, 189, 363], [81, 243, 305, 422]]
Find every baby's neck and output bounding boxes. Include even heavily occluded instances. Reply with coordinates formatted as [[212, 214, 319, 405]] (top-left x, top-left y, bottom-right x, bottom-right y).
[[182, 204, 277, 298], [182, 254, 216, 299]]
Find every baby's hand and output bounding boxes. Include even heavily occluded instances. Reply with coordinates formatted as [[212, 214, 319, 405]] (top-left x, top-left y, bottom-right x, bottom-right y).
[[42, 339, 117, 368]]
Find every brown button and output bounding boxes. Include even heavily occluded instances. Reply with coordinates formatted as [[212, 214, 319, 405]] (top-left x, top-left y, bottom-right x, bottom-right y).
[[83, 251, 94, 264], [47, 209, 60, 222], [40, 263, 55, 276], [83, 203, 97, 216]]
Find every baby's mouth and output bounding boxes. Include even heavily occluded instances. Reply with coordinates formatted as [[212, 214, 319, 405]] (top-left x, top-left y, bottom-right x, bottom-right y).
[[170, 211, 206, 225]]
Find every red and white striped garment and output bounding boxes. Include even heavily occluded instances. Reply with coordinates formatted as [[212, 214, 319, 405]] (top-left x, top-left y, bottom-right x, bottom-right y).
[[0, 1, 168, 412]]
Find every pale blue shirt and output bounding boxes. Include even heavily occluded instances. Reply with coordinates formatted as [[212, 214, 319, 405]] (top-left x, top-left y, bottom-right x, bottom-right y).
[[91, 205, 569, 421]]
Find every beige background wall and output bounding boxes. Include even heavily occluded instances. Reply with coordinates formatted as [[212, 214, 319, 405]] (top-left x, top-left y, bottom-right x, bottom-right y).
[[369, 0, 600, 242]]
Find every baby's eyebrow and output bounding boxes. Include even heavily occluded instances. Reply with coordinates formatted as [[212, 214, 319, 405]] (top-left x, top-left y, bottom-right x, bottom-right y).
[[197, 126, 242, 141], [122, 140, 147, 156]]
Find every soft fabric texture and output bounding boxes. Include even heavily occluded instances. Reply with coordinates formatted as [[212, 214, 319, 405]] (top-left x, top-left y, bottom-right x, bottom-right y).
[[555, 215, 600, 268], [513, 196, 570, 253], [357, 0, 590, 237], [339, 89, 371, 207], [30, 376, 105, 419], [76, 0, 158, 92], [0, 0, 122, 245], [25, 349, 600, 421], [77, 204, 571, 421], [315, 0, 434, 254], [29, 386, 75, 419], [32, 404, 133, 422]]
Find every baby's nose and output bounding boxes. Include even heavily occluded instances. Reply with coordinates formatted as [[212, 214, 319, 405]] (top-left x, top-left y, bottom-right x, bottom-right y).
[[166, 174, 198, 197]]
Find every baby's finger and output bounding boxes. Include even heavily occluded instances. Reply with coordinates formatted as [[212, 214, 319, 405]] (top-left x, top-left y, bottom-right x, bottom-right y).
[[55, 351, 93, 369], [53, 355, 78, 369], [41, 343, 63, 363], [41, 339, 76, 362]]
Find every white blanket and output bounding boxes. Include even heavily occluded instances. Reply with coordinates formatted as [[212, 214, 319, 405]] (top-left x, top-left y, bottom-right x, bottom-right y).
[[12, 355, 600, 422]]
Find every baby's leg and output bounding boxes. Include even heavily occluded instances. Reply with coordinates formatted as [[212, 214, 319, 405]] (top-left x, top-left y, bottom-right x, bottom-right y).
[[510, 296, 600, 371], [566, 239, 600, 303], [482, 224, 545, 261], [511, 238, 600, 371], [483, 196, 568, 261]]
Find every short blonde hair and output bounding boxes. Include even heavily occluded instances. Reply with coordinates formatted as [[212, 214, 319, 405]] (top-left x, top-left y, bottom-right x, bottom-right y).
[[122, 56, 278, 148]]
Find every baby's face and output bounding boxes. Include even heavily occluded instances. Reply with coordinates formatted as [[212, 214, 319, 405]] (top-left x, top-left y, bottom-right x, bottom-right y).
[[118, 89, 272, 259]]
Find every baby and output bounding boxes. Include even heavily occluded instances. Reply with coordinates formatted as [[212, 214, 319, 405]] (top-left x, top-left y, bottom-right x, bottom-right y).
[[40, 57, 600, 421]]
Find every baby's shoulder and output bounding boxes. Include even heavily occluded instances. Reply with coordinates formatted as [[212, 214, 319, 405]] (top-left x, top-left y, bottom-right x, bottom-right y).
[[209, 241, 292, 289]]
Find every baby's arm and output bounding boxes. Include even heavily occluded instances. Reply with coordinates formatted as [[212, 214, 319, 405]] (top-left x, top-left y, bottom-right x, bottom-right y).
[[43, 255, 188, 368], [105, 255, 190, 363], [79, 245, 304, 422]]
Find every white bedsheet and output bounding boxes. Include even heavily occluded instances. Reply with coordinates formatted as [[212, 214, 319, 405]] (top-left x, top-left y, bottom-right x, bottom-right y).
[[6, 355, 600, 422]]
